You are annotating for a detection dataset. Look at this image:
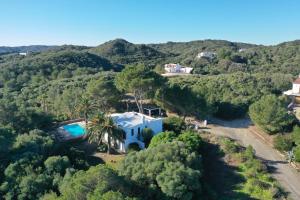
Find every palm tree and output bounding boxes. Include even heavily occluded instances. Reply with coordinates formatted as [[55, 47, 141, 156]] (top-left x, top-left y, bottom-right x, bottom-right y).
[[75, 95, 94, 125], [87, 113, 123, 154]]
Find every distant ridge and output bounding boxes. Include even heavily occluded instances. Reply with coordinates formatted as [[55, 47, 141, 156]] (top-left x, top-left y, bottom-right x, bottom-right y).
[[0, 45, 57, 54]]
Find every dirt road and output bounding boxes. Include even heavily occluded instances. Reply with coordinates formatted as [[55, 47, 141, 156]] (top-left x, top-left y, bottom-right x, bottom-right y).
[[207, 118, 300, 200]]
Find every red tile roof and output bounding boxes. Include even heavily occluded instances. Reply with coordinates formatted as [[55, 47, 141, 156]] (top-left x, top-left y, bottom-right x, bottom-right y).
[[294, 78, 300, 84]]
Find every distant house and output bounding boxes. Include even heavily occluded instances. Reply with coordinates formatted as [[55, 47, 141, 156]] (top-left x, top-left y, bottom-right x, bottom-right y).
[[109, 112, 163, 152], [238, 48, 247, 52], [196, 51, 216, 59], [164, 63, 193, 74], [19, 52, 27, 56], [283, 76, 300, 107]]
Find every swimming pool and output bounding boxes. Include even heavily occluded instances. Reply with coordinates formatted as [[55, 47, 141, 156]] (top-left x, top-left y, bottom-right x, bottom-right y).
[[63, 124, 86, 137]]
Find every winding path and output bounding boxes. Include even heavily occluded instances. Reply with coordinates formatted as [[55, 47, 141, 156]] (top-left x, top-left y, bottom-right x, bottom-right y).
[[207, 118, 300, 200]]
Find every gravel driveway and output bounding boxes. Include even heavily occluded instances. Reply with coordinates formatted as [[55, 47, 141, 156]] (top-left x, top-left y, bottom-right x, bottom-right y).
[[207, 118, 300, 200]]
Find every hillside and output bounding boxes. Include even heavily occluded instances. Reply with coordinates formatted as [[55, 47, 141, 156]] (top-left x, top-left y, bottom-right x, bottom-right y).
[[0, 50, 122, 91], [0, 45, 57, 54], [1, 38, 300, 92], [149, 39, 300, 75], [149, 39, 257, 55], [89, 39, 168, 64], [2, 39, 300, 75]]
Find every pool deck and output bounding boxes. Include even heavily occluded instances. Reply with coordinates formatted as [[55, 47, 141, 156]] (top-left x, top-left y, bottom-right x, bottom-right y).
[[56, 121, 87, 142]]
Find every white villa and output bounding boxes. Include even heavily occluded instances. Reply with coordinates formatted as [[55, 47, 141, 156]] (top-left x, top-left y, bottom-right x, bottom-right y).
[[19, 52, 27, 56], [164, 63, 193, 74], [196, 51, 216, 59], [108, 112, 163, 152], [284, 76, 300, 107], [57, 112, 163, 153]]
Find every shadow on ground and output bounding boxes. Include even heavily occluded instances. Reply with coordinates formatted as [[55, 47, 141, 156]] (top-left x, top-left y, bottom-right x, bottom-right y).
[[210, 118, 252, 129], [201, 141, 258, 200], [256, 155, 289, 174]]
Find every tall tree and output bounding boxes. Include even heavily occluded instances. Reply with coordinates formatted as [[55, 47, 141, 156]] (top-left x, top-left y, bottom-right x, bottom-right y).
[[155, 82, 207, 120], [75, 94, 94, 125], [86, 74, 121, 113], [115, 65, 165, 113], [87, 113, 123, 154]]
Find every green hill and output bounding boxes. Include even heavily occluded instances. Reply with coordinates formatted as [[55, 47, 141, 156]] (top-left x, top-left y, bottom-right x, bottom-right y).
[[89, 39, 167, 64], [0, 50, 121, 91], [0, 45, 57, 54]]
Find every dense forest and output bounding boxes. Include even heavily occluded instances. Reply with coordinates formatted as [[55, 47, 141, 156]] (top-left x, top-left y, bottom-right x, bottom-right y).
[[1, 38, 300, 199]]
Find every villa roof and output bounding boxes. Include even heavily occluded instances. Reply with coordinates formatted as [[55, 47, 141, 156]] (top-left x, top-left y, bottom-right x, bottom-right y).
[[110, 112, 157, 129], [294, 78, 300, 84]]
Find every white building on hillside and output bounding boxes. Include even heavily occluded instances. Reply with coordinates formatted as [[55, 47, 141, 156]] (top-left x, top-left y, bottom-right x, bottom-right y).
[[107, 112, 163, 152], [284, 76, 300, 106], [164, 63, 193, 74], [19, 52, 27, 56], [196, 51, 216, 59]]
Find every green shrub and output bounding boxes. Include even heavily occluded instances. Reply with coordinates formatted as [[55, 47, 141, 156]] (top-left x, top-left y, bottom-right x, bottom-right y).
[[240, 145, 255, 162], [249, 95, 294, 134], [44, 156, 70, 175], [273, 134, 293, 152], [149, 131, 177, 148], [292, 126, 300, 146], [177, 130, 203, 152], [163, 116, 186, 134], [119, 142, 202, 200], [220, 138, 238, 154], [142, 128, 154, 147], [294, 146, 300, 162]]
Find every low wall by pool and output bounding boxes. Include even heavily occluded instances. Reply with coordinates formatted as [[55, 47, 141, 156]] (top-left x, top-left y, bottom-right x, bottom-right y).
[[56, 121, 87, 141]]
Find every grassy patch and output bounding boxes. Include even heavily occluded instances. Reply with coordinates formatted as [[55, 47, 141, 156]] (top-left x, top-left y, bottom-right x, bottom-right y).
[[94, 153, 125, 169]]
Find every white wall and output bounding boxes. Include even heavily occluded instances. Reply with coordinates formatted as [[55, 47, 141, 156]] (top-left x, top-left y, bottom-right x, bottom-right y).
[[103, 117, 163, 152], [292, 83, 300, 93]]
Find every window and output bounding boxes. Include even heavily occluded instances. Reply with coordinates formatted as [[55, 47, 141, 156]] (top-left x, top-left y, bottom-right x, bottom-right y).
[[131, 129, 134, 136], [122, 131, 126, 140]]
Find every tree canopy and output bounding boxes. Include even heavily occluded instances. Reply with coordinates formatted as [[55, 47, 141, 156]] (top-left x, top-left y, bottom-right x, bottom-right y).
[[249, 95, 294, 134], [115, 65, 165, 113]]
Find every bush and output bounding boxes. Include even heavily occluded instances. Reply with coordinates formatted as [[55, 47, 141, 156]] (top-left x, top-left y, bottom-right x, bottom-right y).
[[44, 156, 70, 175], [294, 146, 300, 162], [177, 130, 203, 152], [141, 128, 154, 147], [249, 95, 294, 134], [149, 131, 177, 148], [119, 142, 202, 200], [292, 126, 300, 146], [220, 138, 238, 154], [163, 116, 186, 134], [57, 165, 133, 199], [273, 134, 293, 152], [241, 145, 255, 161]]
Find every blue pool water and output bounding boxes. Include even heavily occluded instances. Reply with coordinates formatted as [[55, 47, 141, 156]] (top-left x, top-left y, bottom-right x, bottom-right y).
[[63, 124, 86, 137]]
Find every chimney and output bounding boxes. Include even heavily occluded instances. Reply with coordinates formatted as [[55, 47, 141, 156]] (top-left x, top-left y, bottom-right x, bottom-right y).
[[142, 115, 145, 124]]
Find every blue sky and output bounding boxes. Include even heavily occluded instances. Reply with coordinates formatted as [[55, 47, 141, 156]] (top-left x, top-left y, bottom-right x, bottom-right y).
[[1, 0, 300, 46]]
